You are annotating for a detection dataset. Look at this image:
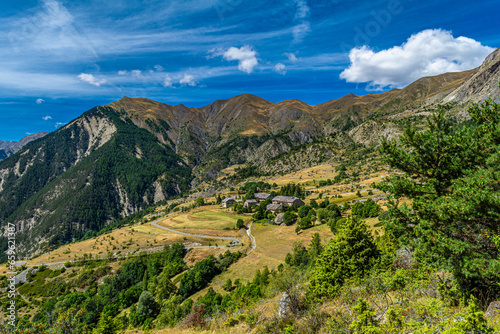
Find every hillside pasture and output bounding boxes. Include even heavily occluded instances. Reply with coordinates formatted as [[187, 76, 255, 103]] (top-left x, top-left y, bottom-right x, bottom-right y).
[[21, 221, 212, 267], [159, 206, 248, 233]]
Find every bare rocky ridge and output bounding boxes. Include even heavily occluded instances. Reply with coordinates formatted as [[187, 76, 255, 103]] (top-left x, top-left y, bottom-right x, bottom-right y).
[[444, 48, 500, 104], [0, 132, 48, 161]]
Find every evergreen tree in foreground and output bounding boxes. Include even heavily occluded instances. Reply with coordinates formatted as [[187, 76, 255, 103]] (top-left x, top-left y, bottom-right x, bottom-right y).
[[378, 98, 500, 301], [309, 217, 380, 298]]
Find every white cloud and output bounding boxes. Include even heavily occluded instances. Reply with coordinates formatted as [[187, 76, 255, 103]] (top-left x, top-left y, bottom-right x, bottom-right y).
[[154, 65, 164, 72], [42, 115, 52, 120], [163, 74, 173, 87], [294, 0, 310, 19], [36, 98, 45, 104], [131, 70, 144, 79], [292, 0, 311, 43], [214, 46, 258, 74], [118, 70, 128, 75], [340, 29, 495, 90], [273, 63, 287, 75], [55, 122, 66, 128], [77, 73, 106, 87], [7, 0, 96, 57], [285, 52, 299, 63], [179, 74, 196, 86]]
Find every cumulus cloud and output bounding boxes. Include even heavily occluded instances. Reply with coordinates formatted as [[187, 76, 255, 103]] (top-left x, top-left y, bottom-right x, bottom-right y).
[[118, 70, 128, 75], [273, 63, 287, 75], [340, 29, 495, 90], [292, 0, 311, 43], [154, 65, 164, 72], [55, 122, 66, 128], [215, 46, 258, 74], [77, 73, 106, 87], [163, 74, 173, 87], [42, 115, 52, 120], [36, 98, 45, 104], [179, 74, 196, 86]]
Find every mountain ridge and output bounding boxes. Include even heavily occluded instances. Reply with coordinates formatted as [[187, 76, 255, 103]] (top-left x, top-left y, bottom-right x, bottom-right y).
[[0, 132, 48, 161], [1, 48, 498, 257]]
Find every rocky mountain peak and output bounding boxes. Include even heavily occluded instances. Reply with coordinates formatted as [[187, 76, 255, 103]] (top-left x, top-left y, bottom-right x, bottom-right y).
[[444, 48, 500, 103]]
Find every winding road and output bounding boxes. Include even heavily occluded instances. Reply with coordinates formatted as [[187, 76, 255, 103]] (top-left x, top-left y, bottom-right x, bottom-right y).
[[150, 217, 241, 248], [149, 214, 256, 253], [11, 211, 257, 270]]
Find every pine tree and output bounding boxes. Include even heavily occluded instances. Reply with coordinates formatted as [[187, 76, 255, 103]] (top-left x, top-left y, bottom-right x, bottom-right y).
[[93, 314, 118, 334], [309, 218, 380, 298], [156, 274, 177, 301], [378, 100, 500, 298], [309, 233, 323, 259]]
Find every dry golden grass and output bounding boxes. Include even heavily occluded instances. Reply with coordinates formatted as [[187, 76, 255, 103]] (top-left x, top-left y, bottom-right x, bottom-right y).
[[15, 206, 252, 267], [190, 222, 333, 299], [265, 163, 339, 187], [23, 222, 211, 266], [166, 208, 245, 230]]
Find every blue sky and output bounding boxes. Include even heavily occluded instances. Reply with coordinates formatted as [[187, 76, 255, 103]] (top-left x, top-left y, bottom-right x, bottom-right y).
[[0, 0, 498, 141]]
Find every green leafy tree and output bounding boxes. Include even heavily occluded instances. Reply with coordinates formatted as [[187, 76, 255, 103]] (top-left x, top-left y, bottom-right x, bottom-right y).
[[352, 202, 364, 217], [362, 199, 380, 218], [298, 205, 312, 218], [283, 211, 295, 226], [310, 218, 380, 298], [137, 291, 158, 319], [285, 241, 310, 268], [196, 196, 205, 207], [236, 219, 245, 230], [310, 199, 319, 208], [156, 274, 177, 301], [245, 187, 256, 200], [352, 200, 380, 218], [378, 101, 500, 298]]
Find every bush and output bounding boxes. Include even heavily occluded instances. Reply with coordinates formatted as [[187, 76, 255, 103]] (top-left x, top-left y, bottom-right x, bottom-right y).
[[182, 304, 206, 328]]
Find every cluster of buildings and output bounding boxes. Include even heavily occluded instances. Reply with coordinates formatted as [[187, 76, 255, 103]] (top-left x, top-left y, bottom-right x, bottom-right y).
[[222, 192, 305, 213]]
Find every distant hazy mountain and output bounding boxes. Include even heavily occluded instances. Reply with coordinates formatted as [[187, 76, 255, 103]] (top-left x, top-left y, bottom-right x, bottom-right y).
[[0, 132, 48, 161], [1, 48, 498, 258]]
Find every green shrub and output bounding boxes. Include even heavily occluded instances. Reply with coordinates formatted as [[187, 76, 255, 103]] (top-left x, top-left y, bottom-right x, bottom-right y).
[[223, 317, 239, 327]]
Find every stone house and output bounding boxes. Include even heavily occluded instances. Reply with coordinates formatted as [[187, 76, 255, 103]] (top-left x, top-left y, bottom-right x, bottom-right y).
[[272, 196, 305, 208], [221, 197, 236, 208], [244, 199, 258, 208], [255, 193, 273, 202], [266, 203, 282, 213]]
